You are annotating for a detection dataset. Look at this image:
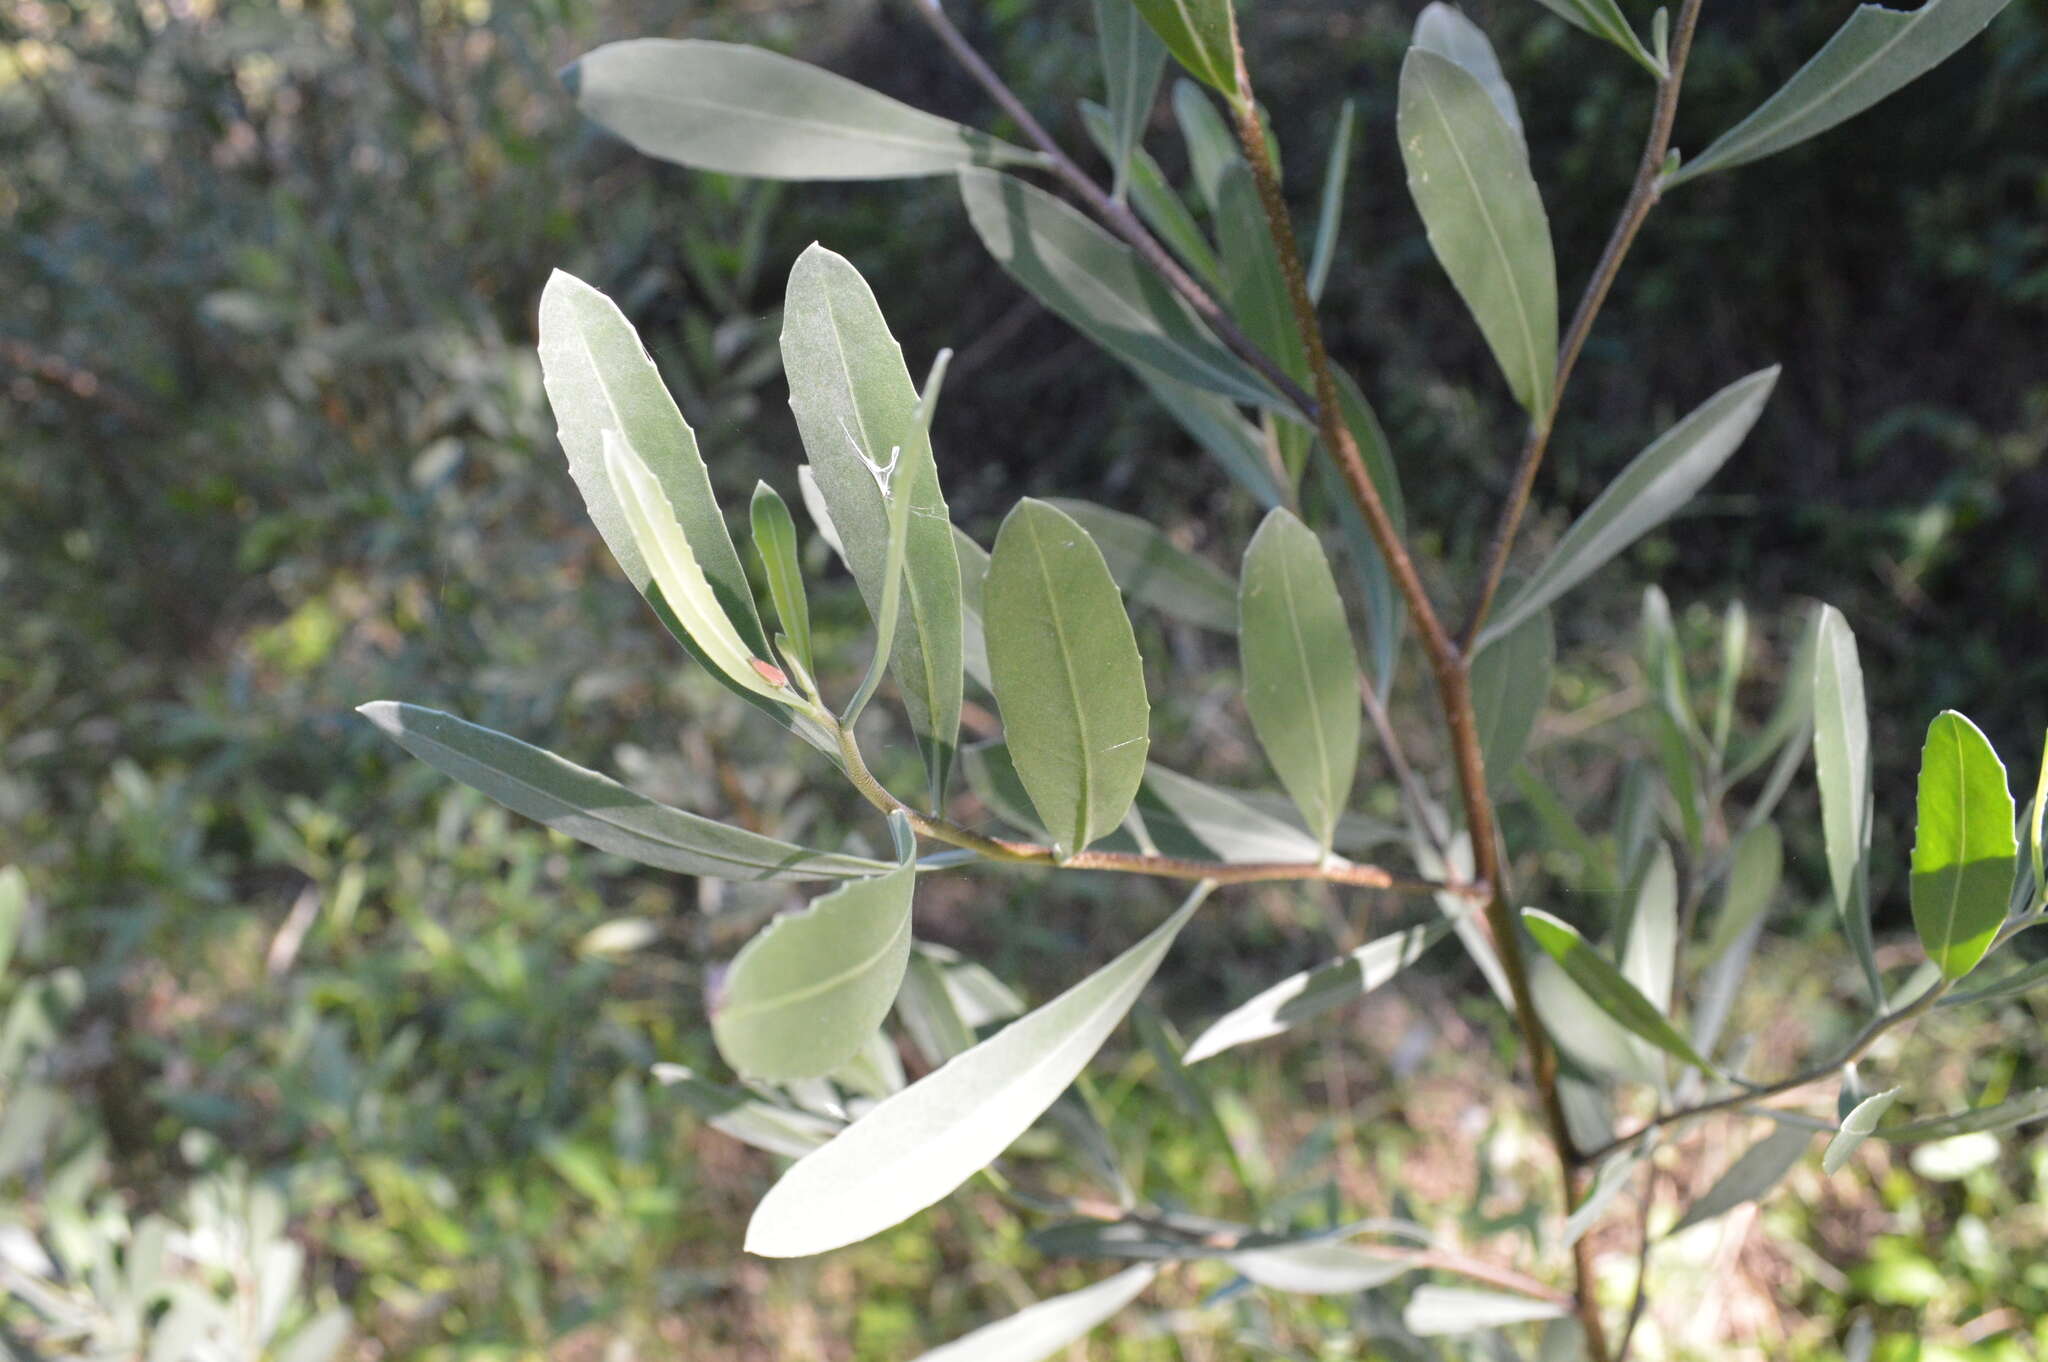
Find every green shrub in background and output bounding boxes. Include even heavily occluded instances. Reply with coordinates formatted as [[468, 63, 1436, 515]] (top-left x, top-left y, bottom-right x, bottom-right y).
[[358, 0, 2043, 1357]]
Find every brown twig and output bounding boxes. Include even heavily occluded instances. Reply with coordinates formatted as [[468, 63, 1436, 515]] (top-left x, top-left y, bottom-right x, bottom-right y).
[[1461, 0, 1707, 650]]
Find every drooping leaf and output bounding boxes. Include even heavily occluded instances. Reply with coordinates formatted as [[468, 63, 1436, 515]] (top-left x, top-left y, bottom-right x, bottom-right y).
[[1522, 909, 1714, 1073], [357, 704, 886, 882], [1480, 368, 1781, 647], [563, 39, 1039, 180], [750, 482, 813, 678], [1239, 509, 1361, 854], [1306, 99, 1357, 304], [782, 245, 964, 803], [959, 169, 1279, 410], [1228, 1241, 1412, 1295], [711, 817, 917, 1081], [1519, 0, 1664, 78], [1131, 0, 1239, 99], [1414, 3, 1525, 144], [984, 499, 1152, 858], [1397, 48, 1557, 416], [913, 1264, 1156, 1362], [1884, 1088, 2048, 1143], [1670, 1124, 1811, 1233], [1824, 1088, 1902, 1174], [1811, 605, 1884, 999], [744, 884, 1211, 1257], [1666, 0, 2015, 186], [537, 272, 772, 689], [603, 432, 795, 705], [1080, 103, 1224, 289], [1405, 1286, 1568, 1335], [1042, 499, 1237, 633], [1184, 922, 1446, 1063], [1135, 766, 1328, 864], [652, 1063, 843, 1159], [1094, 0, 1169, 201], [1909, 710, 2017, 980], [1471, 606, 1554, 788]]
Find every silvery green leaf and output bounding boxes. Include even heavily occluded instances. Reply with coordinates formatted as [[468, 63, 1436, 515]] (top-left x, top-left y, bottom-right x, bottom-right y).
[[1481, 368, 1780, 646], [1137, 369, 1287, 508], [1670, 1124, 1810, 1233], [895, 948, 977, 1066], [1700, 823, 1783, 967], [1405, 1286, 1568, 1335], [1823, 1088, 1902, 1174], [1564, 1145, 1645, 1246], [564, 40, 1039, 180], [1042, 499, 1237, 633], [1239, 509, 1361, 853], [1940, 956, 2048, 1009], [954, 525, 993, 691], [1523, 909, 1713, 1073], [745, 884, 1211, 1256], [1908, 711, 2017, 980], [1520, 0, 1664, 78], [1136, 767, 1327, 864], [1622, 843, 1679, 1014], [1216, 162, 1308, 389], [1529, 952, 1658, 1086], [1184, 922, 1445, 1063], [711, 816, 916, 1080], [1307, 99, 1357, 303], [357, 704, 885, 882], [1173, 80, 1241, 213], [959, 168, 1278, 409], [750, 482, 813, 678], [1414, 3, 1525, 143], [1094, 0, 1169, 200], [912, 1264, 1156, 1362], [1471, 606, 1554, 788], [1228, 1241, 1411, 1294], [985, 500, 1152, 857], [653, 1064, 843, 1159], [961, 740, 1050, 841], [782, 245, 964, 803], [1080, 103, 1224, 289], [1811, 606, 1884, 999], [1883, 1087, 2048, 1143], [1398, 48, 1556, 415], [1666, 0, 2015, 186]]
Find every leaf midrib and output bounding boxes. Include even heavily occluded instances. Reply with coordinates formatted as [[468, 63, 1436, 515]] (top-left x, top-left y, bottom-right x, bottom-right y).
[[1025, 511, 1097, 851]]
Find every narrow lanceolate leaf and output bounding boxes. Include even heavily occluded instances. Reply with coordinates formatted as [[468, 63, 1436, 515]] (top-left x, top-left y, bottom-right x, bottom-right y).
[[1665, 0, 2015, 186], [1228, 1242, 1411, 1294], [1812, 606, 1884, 998], [1520, 0, 1665, 78], [0, 866, 25, 979], [1670, 1124, 1811, 1233], [1405, 1286, 1568, 1335], [1941, 956, 2048, 1009], [1522, 909, 1714, 1073], [1217, 163, 1307, 386], [1910, 711, 2017, 980], [1701, 823, 1784, 966], [1306, 99, 1356, 304], [745, 885, 1211, 1257], [652, 1063, 842, 1159], [1173, 80, 1241, 213], [1080, 103, 1224, 289], [959, 168, 1279, 410], [914, 1264, 1155, 1362], [1471, 606, 1554, 788], [750, 482, 813, 678], [1136, 766, 1327, 865], [537, 272, 768, 664], [712, 819, 917, 1081], [1130, 0, 1239, 98], [1884, 1088, 2048, 1143], [782, 246, 963, 802], [603, 433, 795, 705], [1398, 48, 1557, 416], [357, 704, 885, 881], [1094, 0, 1168, 201], [1043, 499, 1237, 634], [1137, 370, 1286, 508], [563, 40, 1038, 180], [985, 500, 1151, 858], [1184, 922, 1445, 1063], [1414, 3, 1525, 145], [1480, 368, 1780, 647], [1824, 1088, 1902, 1174], [1239, 510, 1360, 854]]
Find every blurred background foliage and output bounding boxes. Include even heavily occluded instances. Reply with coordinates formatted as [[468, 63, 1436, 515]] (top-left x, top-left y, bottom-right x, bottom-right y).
[[0, 0, 2044, 1357]]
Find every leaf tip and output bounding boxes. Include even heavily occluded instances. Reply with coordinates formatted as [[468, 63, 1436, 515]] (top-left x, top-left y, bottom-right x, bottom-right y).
[[556, 59, 582, 98]]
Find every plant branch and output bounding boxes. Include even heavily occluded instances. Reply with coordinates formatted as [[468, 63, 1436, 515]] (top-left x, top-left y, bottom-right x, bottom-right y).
[[1461, 0, 1707, 650], [913, 0, 1318, 415], [1578, 977, 1951, 1165]]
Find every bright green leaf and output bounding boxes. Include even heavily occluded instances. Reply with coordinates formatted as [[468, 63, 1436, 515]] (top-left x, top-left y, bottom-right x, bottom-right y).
[[1397, 48, 1557, 415], [1131, 0, 1239, 99], [1666, 0, 2015, 186], [1522, 908, 1714, 1073], [1480, 368, 1780, 647], [563, 39, 1039, 180], [1184, 922, 1445, 1062], [357, 704, 886, 882], [1824, 1088, 1902, 1174], [959, 168, 1279, 410], [711, 818, 917, 1081], [1909, 710, 2017, 980], [1471, 605, 1554, 787], [985, 499, 1152, 857], [1239, 509, 1361, 854], [745, 884, 1211, 1257], [782, 245, 964, 803], [1093, 0, 1168, 201], [1884, 1088, 2048, 1143], [1042, 499, 1237, 633]]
